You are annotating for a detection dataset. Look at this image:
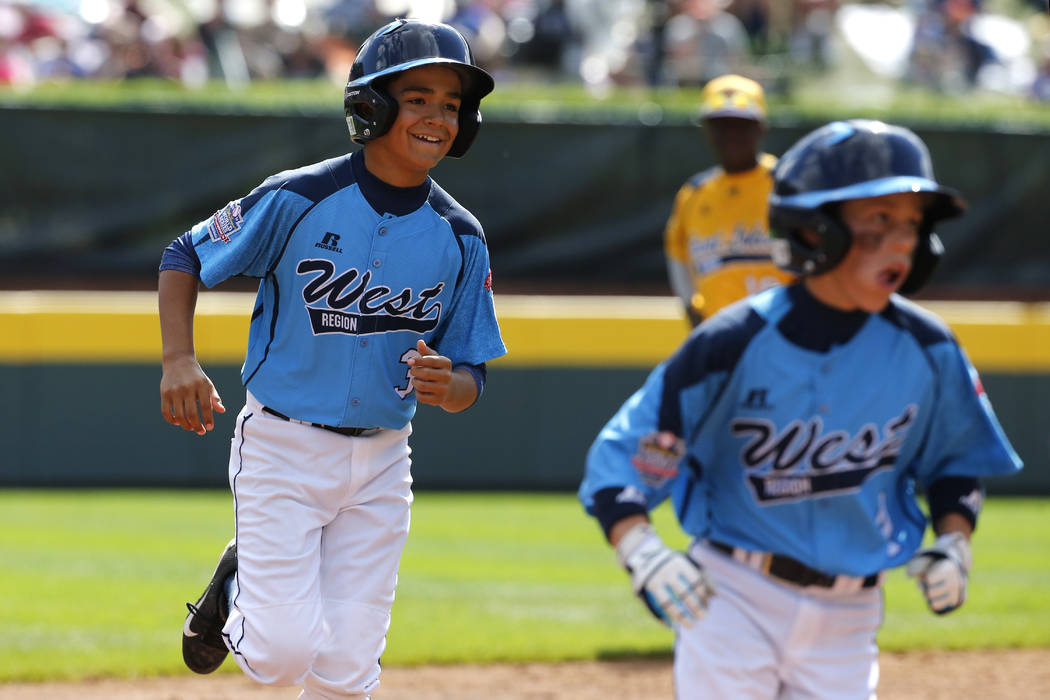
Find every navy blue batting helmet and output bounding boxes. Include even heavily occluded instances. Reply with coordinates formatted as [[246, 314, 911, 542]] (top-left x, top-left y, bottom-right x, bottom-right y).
[[344, 18, 495, 158], [769, 119, 966, 294]]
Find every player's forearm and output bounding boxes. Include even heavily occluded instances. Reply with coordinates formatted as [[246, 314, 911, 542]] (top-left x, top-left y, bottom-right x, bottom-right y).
[[933, 512, 973, 540], [438, 368, 479, 413], [608, 514, 651, 547], [158, 269, 201, 364]]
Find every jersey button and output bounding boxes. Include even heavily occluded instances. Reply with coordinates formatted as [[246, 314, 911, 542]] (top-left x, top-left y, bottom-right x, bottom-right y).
[[351, 398, 361, 406], [360, 339, 369, 347], [378, 227, 387, 236], [372, 259, 381, 267]]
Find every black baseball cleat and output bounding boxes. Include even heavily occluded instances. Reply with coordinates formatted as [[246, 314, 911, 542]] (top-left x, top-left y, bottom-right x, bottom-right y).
[[182, 538, 237, 674]]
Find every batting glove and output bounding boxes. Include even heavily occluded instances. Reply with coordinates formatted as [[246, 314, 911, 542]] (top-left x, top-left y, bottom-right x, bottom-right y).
[[615, 523, 713, 628], [906, 532, 973, 615]]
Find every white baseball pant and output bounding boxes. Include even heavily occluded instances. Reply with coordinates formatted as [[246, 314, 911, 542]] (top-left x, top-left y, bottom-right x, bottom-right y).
[[222, 391, 413, 699], [674, 541, 884, 700]]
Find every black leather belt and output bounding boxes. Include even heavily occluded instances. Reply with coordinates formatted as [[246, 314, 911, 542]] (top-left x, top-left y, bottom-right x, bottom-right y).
[[709, 540, 880, 590], [262, 406, 375, 437]]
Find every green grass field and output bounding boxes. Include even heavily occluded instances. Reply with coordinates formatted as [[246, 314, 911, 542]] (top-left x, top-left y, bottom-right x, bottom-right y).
[[0, 490, 1047, 682]]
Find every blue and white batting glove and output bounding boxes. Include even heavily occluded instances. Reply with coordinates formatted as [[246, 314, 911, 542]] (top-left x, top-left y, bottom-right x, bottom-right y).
[[906, 532, 973, 615], [616, 523, 713, 628]]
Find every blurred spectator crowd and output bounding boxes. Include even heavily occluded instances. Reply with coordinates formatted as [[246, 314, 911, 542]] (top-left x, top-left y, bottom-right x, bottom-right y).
[[1, 0, 1049, 100]]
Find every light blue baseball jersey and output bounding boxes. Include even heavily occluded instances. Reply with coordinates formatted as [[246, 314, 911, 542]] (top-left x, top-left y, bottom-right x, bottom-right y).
[[173, 150, 506, 429], [579, 283, 1021, 577]]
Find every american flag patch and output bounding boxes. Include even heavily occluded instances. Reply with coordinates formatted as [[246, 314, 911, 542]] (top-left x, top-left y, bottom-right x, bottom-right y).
[[483, 268, 493, 291], [207, 200, 243, 244]]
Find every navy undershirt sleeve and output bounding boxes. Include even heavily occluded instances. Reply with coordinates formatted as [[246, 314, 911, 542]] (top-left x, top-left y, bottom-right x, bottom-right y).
[[455, 362, 487, 406], [592, 487, 649, 540], [927, 476, 982, 531], [159, 232, 202, 276]]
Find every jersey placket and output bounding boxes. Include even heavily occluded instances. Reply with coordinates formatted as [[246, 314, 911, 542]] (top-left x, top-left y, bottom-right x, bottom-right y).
[[343, 218, 392, 426]]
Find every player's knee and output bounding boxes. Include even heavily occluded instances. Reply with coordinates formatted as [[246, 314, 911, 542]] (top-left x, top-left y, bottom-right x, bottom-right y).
[[245, 632, 320, 685], [234, 609, 323, 685]]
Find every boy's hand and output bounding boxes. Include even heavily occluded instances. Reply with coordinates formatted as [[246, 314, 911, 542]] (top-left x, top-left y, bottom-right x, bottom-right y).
[[906, 532, 971, 615], [615, 522, 713, 628], [160, 356, 225, 435], [408, 339, 453, 407]]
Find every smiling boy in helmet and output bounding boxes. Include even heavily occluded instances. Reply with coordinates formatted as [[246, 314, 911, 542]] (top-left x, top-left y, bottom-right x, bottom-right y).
[[579, 119, 1021, 698], [158, 18, 505, 699]]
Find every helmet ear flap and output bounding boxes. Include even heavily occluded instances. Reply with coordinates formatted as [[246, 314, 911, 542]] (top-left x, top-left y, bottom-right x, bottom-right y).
[[344, 83, 398, 145], [446, 99, 482, 158], [896, 189, 957, 295], [898, 233, 943, 296], [769, 205, 852, 276]]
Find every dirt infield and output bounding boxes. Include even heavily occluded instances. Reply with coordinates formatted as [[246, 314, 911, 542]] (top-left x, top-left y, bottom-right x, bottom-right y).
[[3, 650, 1049, 699]]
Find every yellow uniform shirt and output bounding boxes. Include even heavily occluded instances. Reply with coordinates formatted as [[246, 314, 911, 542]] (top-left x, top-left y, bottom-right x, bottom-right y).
[[664, 153, 794, 319]]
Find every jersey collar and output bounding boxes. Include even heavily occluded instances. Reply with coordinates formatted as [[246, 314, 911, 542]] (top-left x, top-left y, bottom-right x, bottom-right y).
[[777, 283, 871, 352], [350, 150, 432, 217]]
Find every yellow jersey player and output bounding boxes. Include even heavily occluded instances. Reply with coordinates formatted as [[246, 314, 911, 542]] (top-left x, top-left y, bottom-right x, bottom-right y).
[[664, 74, 794, 327]]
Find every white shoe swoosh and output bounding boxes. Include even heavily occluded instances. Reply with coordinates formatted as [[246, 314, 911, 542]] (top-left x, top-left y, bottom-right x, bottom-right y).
[[183, 615, 199, 638]]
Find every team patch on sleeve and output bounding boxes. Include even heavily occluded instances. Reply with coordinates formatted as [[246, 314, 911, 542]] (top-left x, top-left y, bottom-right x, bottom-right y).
[[631, 431, 684, 488], [207, 200, 244, 244], [484, 268, 493, 291]]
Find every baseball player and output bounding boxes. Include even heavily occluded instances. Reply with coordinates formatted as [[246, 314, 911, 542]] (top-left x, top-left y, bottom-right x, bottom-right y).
[[664, 74, 794, 327], [157, 19, 505, 699], [579, 119, 1022, 699]]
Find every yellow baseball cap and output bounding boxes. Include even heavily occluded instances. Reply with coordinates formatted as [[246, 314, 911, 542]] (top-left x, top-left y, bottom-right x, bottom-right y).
[[699, 74, 767, 123]]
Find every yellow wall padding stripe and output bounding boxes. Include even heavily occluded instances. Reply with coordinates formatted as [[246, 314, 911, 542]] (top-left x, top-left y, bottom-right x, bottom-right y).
[[1, 291, 1048, 371]]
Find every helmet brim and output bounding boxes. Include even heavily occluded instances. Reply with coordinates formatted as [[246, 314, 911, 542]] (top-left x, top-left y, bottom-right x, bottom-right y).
[[772, 176, 966, 221], [347, 58, 494, 103]]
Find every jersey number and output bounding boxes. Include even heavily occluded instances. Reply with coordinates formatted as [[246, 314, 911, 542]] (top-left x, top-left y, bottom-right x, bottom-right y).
[[394, 347, 421, 399]]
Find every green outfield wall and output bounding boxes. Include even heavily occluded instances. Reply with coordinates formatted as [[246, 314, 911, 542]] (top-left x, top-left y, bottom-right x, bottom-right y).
[[1, 292, 1046, 493], [3, 106, 1050, 297]]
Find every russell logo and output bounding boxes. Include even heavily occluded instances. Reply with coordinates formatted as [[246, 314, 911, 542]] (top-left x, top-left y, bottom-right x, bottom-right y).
[[742, 388, 772, 410], [315, 232, 343, 254]]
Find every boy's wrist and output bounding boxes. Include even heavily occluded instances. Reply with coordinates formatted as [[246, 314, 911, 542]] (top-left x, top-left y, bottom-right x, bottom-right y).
[[162, 351, 198, 368], [439, 369, 478, 412]]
